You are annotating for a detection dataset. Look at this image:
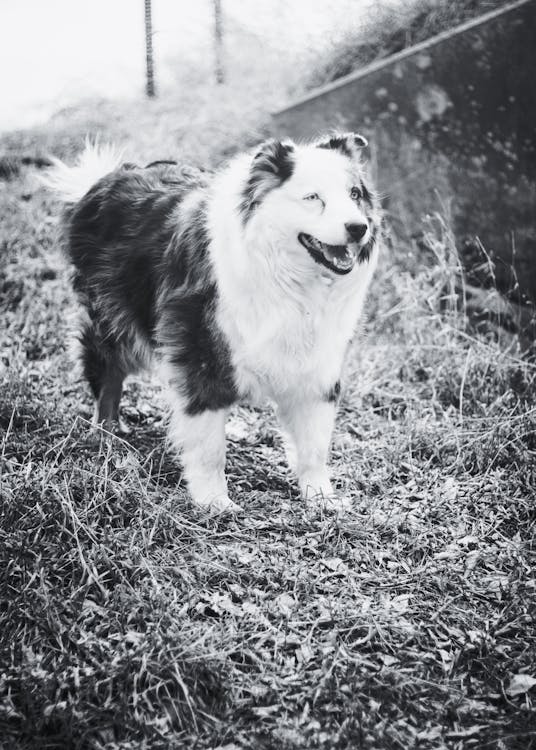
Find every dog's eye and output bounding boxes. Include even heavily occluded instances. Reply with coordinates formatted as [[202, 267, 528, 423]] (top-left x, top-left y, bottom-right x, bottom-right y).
[[303, 193, 320, 201], [350, 186, 362, 201]]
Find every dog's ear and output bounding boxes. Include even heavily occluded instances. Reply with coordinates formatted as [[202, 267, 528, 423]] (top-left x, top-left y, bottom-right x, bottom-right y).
[[251, 138, 295, 181], [316, 132, 368, 158], [240, 139, 295, 221]]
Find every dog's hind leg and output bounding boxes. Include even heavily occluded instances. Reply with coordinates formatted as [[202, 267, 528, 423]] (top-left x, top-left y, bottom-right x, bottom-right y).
[[78, 317, 129, 434], [95, 366, 128, 433]]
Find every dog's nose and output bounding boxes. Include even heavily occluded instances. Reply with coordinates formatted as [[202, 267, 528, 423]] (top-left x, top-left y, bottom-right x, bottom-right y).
[[345, 222, 368, 242]]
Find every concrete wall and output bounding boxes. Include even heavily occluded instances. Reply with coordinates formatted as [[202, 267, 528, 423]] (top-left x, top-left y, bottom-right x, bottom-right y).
[[273, 0, 536, 305]]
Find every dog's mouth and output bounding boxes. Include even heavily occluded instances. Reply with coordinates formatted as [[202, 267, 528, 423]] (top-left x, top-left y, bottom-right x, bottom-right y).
[[298, 233, 358, 275]]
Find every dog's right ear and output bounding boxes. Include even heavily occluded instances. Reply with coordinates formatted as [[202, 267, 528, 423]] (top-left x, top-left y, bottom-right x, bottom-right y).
[[240, 139, 295, 221], [316, 132, 368, 158]]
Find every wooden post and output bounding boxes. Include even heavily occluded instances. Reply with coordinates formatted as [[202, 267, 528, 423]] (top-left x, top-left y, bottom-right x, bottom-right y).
[[213, 0, 224, 84], [145, 0, 156, 97]]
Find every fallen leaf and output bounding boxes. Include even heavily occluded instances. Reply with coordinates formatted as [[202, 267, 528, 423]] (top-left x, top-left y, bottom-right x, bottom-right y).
[[379, 653, 398, 666], [321, 557, 348, 574], [442, 477, 458, 501], [506, 674, 536, 696], [391, 593, 410, 614], [275, 593, 296, 616], [251, 705, 279, 717]]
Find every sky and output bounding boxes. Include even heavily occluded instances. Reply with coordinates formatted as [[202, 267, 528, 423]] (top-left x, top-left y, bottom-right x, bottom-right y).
[[0, 0, 404, 133]]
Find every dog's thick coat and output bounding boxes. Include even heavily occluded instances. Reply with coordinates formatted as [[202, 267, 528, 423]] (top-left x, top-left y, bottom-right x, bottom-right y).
[[46, 134, 382, 511]]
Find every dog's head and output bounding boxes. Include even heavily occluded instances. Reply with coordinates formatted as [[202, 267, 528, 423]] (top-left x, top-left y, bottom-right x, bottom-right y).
[[240, 132, 380, 277]]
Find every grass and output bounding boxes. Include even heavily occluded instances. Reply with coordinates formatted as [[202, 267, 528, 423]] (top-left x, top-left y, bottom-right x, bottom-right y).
[[2, 53, 536, 750]]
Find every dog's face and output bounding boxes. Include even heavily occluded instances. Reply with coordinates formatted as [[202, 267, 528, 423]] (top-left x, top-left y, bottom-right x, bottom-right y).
[[241, 133, 380, 276]]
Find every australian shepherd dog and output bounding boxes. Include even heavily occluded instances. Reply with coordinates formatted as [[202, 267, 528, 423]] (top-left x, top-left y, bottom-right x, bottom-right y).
[[45, 133, 382, 513]]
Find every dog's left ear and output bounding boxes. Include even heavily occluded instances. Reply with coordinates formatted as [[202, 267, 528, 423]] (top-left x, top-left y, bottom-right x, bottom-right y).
[[316, 132, 368, 158], [241, 139, 295, 221]]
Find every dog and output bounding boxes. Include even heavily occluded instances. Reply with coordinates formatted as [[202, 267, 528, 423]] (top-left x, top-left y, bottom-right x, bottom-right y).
[[44, 133, 382, 512]]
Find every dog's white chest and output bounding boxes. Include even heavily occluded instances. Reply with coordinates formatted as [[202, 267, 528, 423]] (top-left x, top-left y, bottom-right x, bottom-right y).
[[218, 288, 356, 404]]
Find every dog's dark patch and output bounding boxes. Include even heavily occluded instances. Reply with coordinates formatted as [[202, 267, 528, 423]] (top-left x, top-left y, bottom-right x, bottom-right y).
[[70, 189, 166, 338], [159, 283, 238, 415], [325, 381, 341, 403], [67, 163, 206, 339], [358, 224, 378, 264], [360, 181, 374, 208], [317, 132, 368, 158], [79, 317, 111, 399], [145, 160, 178, 169], [40, 269, 57, 281], [65, 163, 237, 419], [240, 139, 295, 223], [318, 135, 353, 159], [157, 198, 238, 415]]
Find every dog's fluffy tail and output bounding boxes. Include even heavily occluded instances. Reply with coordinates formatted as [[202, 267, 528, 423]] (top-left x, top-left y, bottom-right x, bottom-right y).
[[42, 138, 124, 203]]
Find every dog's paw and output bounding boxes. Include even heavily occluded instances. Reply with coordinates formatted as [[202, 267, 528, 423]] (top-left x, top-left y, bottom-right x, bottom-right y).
[[300, 471, 352, 514], [194, 494, 242, 515], [92, 413, 131, 437], [116, 418, 132, 435], [318, 492, 352, 514], [299, 470, 334, 500]]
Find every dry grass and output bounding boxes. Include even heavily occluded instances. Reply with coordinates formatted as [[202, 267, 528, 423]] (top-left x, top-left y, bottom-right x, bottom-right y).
[[1, 166, 535, 750], [304, 0, 514, 91], [1, 61, 536, 749]]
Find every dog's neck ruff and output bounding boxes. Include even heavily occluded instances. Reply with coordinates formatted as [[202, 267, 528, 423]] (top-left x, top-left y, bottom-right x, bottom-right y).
[[203, 145, 380, 403]]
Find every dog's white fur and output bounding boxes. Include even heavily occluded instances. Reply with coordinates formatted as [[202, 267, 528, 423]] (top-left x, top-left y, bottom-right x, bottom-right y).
[[41, 139, 124, 203], [47, 138, 380, 513], [169, 146, 378, 508], [202, 145, 379, 509], [209, 147, 378, 403]]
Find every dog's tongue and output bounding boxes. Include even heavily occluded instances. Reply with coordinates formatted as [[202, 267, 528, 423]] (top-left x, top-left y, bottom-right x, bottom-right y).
[[322, 243, 356, 270]]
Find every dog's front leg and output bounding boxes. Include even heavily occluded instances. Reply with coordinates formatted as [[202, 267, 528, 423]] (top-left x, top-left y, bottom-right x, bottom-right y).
[[277, 397, 340, 505], [167, 399, 240, 513]]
